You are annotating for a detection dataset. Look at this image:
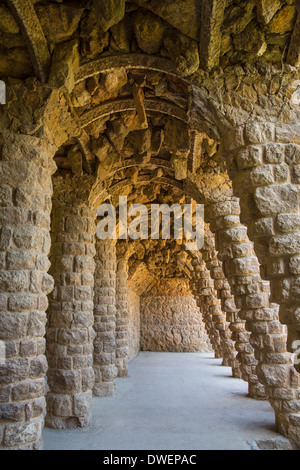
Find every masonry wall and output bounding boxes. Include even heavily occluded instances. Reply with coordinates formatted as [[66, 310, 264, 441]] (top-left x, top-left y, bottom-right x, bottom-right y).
[[128, 289, 141, 360], [140, 295, 212, 353]]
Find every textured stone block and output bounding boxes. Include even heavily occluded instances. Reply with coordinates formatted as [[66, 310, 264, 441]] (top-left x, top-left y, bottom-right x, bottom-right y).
[[236, 146, 263, 170], [3, 418, 42, 448], [47, 370, 81, 394], [245, 122, 275, 144], [264, 143, 284, 163], [254, 184, 298, 216], [74, 391, 92, 416]]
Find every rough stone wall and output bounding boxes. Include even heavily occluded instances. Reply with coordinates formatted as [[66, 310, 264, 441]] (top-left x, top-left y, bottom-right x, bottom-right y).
[[128, 289, 140, 360], [141, 294, 212, 353]]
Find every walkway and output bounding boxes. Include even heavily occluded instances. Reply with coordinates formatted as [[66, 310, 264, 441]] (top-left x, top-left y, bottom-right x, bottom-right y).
[[43, 352, 290, 450]]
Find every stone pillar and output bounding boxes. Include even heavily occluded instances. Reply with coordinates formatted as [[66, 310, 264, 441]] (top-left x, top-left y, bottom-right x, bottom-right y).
[[46, 201, 96, 428], [201, 232, 242, 378], [190, 260, 225, 359], [225, 122, 300, 369], [0, 134, 56, 449], [116, 256, 129, 377], [206, 194, 300, 444], [222, 122, 300, 445], [206, 198, 279, 400], [93, 238, 117, 397]]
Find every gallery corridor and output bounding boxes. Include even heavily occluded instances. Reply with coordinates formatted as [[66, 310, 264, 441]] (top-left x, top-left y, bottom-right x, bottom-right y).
[[43, 352, 291, 451]]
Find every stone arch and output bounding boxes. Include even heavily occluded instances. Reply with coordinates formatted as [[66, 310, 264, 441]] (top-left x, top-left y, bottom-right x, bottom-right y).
[[93, 171, 249, 385], [74, 55, 300, 445]]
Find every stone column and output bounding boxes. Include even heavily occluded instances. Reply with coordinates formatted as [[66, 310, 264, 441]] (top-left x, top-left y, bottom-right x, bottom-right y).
[[206, 198, 278, 400], [222, 122, 300, 445], [225, 122, 300, 369], [206, 194, 300, 444], [0, 134, 56, 449], [190, 260, 225, 359], [93, 238, 117, 397], [116, 256, 129, 377], [201, 232, 242, 378], [46, 201, 96, 428]]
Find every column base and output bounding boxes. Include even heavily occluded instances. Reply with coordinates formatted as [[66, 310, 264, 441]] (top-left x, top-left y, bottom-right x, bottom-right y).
[[248, 382, 267, 400], [3, 438, 44, 451], [45, 414, 91, 430], [0, 419, 44, 450], [232, 366, 243, 379], [214, 352, 223, 359], [117, 368, 128, 378], [93, 382, 116, 397]]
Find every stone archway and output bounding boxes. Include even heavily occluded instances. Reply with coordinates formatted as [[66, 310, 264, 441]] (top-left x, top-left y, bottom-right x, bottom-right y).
[[0, 0, 300, 450]]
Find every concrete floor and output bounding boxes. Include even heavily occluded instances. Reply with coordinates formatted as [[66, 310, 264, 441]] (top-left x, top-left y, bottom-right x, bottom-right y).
[[43, 352, 288, 451]]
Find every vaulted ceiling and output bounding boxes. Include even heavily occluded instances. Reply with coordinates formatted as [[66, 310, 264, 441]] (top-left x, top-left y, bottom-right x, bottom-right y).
[[0, 0, 299, 81]]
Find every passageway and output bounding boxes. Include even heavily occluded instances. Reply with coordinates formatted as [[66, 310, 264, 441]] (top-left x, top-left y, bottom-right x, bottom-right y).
[[43, 352, 290, 451], [1, 0, 300, 451]]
